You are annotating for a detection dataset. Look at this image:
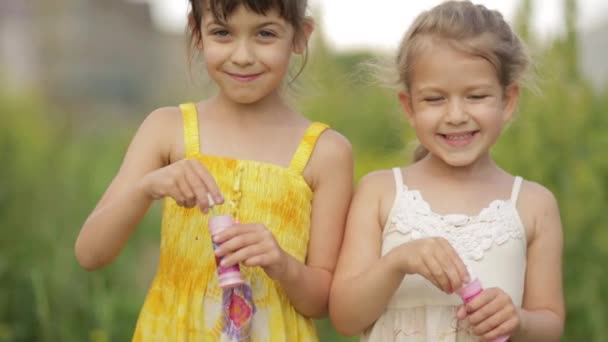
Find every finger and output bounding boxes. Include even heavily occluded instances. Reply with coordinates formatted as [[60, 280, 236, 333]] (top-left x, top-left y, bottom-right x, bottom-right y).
[[423, 255, 451, 293], [220, 244, 264, 267], [438, 238, 469, 285], [472, 305, 514, 337], [183, 161, 211, 210], [174, 174, 196, 208], [213, 223, 253, 244], [190, 161, 223, 204], [435, 243, 464, 293], [467, 292, 501, 325], [215, 232, 259, 257], [482, 316, 517, 341], [464, 288, 496, 314], [456, 305, 468, 320]]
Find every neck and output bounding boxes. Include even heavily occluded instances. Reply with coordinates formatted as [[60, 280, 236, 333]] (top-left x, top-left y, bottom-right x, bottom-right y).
[[209, 90, 296, 124], [420, 153, 499, 183]]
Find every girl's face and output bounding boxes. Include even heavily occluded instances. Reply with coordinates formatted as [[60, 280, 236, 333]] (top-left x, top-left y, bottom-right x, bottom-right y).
[[398, 42, 519, 167], [200, 5, 308, 105]]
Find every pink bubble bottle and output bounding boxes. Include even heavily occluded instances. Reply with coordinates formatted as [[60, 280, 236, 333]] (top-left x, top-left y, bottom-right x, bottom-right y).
[[208, 214, 244, 289], [456, 275, 509, 342]]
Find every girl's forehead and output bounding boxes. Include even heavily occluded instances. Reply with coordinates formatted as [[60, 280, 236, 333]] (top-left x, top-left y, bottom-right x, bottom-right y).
[[410, 45, 500, 89], [203, 4, 284, 24]]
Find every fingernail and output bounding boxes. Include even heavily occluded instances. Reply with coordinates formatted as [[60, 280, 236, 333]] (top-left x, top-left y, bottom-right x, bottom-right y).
[[215, 195, 224, 204], [206, 193, 215, 207]]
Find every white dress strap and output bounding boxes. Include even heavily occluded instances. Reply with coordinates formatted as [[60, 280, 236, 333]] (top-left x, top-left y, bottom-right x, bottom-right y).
[[510, 176, 523, 203], [392, 168, 404, 195]]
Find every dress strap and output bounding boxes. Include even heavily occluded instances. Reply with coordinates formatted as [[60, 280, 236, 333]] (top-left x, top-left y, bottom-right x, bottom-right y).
[[179, 103, 200, 158], [510, 176, 523, 204], [288, 122, 330, 174], [392, 167, 404, 195]]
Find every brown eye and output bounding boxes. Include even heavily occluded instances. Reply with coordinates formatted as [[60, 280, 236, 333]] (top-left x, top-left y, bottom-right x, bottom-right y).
[[212, 29, 230, 37], [258, 30, 276, 38]]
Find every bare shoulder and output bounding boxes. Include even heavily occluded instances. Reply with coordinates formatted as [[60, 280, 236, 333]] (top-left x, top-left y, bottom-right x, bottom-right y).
[[314, 128, 353, 163], [357, 169, 395, 193], [518, 180, 562, 242], [519, 180, 560, 215], [138, 106, 185, 162], [142, 106, 182, 131], [306, 129, 353, 185], [356, 169, 399, 227]]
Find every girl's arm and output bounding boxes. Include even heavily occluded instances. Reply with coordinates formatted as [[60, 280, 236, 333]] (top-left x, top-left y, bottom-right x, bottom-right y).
[[329, 171, 468, 336], [328, 171, 405, 335], [277, 130, 354, 318], [512, 183, 565, 341], [75, 107, 220, 270]]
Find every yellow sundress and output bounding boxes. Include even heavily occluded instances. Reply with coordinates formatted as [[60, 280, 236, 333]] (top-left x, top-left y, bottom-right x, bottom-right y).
[[132, 103, 328, 341]]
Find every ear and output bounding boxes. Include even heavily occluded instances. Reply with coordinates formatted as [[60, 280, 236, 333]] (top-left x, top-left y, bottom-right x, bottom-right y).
[[398, 90, 416, 127], [293, 18, 314, 54], [502, 83, 520, 123]]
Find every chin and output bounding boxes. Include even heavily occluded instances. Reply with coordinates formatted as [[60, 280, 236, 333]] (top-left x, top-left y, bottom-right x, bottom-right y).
[[226, 93, 265, 105], [436, 154, 478, 168]]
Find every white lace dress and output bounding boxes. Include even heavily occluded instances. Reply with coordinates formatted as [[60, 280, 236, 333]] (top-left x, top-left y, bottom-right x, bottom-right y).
[[361, 168, 527, 342]]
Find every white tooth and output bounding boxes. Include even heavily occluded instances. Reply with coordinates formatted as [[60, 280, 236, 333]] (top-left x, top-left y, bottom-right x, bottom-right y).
[[446, 133, 472, 140]]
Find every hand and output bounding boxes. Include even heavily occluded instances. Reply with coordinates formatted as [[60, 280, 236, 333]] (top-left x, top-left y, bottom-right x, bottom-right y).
[[213, 223, 288, 280], [395, 237, 469, 293], [456, 287, 521, 341], [139, 159, 223, 212]]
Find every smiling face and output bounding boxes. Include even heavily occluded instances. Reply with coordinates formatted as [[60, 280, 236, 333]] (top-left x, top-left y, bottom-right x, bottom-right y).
[[399, 40, 519, 167], [200, 5, 308, 105]]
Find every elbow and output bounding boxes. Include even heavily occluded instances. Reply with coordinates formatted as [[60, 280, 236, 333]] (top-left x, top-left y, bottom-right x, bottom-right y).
[[74, 238, 106, 271], [328, 298, 364, 336], [298, 298, 328, 320], [329, 313, 363, 337]]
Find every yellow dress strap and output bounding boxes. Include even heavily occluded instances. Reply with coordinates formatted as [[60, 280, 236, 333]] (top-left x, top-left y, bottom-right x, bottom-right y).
[[179, 103, 200, 158], [288, 122, 330, 174]]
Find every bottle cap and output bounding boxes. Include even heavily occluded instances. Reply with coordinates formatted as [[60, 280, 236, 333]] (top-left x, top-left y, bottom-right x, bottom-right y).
[[218, 272, 244, 289], [209, 215, 234, 234], [456, 278, 482, 301]]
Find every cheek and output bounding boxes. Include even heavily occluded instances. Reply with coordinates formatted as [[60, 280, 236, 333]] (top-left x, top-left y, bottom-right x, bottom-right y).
[[202, 49, 225, 68], [257, 45, 293, 69]]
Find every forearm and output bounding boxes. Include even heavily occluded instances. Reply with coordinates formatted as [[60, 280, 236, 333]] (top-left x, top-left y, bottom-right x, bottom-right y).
[[329, 250, 405, 336], [512, 309, 564, 342], [75, 183, 153, 270], [276, 254, 332, 319]]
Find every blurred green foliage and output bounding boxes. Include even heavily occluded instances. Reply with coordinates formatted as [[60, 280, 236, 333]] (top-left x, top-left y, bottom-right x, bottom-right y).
[[1, 1, 607, 341]]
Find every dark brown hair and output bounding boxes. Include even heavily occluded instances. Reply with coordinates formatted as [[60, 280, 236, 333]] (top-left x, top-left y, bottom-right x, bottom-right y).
[[187, 0, 310, 81]]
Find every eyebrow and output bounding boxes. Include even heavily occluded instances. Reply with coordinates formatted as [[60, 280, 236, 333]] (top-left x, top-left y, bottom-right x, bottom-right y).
[[415, 83, 496, 93], [205, 19, 285, 30]]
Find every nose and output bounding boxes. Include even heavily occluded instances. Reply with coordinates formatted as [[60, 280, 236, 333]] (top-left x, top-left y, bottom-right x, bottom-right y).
[[231, 40, 255, 67], [445, 98, 469, 125]]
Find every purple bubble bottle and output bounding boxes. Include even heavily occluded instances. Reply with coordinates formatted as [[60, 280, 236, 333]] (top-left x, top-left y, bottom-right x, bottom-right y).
[[456, 276, 509, 342], [207, 196, 244, 289]]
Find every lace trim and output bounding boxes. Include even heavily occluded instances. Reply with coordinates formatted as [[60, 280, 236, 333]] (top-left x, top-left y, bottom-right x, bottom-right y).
[[386, 186, 524, 262]]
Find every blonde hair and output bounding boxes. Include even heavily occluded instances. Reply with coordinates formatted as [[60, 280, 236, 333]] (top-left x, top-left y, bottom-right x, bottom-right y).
[[395, 1, 531, 162]]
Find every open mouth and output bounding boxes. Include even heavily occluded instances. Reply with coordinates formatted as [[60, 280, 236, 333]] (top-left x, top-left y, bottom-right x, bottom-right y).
[[438, 130, 480, 147]]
